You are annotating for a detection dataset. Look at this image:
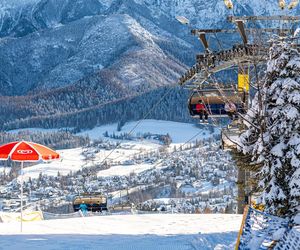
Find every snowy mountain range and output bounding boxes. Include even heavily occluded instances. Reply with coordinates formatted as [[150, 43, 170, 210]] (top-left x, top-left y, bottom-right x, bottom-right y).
[[0, 0, 193, 96], [0, 0, 298, 129]]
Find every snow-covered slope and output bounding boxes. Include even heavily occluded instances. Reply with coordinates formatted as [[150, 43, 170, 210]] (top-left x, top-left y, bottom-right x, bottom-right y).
[[0, 214, 242, 250], [79, 119, 217, 143], [0, 0, 295, 128], [0, 12, 186, 95], [16, 120, 216, 179], [0, 0, 38, 8], [136, 0, 293, 27], [2, 0, 293, 96], [0, 0, 193, 96]]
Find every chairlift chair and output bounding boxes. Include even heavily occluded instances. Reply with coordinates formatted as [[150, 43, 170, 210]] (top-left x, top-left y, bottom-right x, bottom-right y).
[[73, 193, 108, 212], [188, 87, 245, 119]]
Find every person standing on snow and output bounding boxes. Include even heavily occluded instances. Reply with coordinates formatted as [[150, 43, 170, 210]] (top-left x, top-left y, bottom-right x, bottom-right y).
[[79, 201, 88, 216]]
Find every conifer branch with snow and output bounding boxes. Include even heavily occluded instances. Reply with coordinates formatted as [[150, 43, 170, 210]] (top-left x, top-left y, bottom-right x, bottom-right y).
[[240, 40, 300, 216]]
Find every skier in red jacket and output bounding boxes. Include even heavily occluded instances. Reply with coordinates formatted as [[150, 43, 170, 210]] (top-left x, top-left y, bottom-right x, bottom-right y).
[[195, 100, 208, 122]]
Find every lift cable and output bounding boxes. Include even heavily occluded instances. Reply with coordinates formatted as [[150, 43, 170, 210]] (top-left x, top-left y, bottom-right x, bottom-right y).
[[81, 86, 176, 184], [97, 87, 175, 164], [142, 125, 216, 171]]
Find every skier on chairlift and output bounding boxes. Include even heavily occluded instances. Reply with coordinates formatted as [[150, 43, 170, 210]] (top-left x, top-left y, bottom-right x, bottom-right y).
[[225, 101, 237, 120], [196, 99, 208, 123]]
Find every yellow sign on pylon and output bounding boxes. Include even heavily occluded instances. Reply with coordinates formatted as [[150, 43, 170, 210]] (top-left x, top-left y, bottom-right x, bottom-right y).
[[238, 74, 250, 93]]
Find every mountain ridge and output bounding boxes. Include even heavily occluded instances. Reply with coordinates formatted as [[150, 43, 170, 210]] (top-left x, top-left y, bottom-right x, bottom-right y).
[[0, 1, 193, 96], [0, 0, 297, 129]]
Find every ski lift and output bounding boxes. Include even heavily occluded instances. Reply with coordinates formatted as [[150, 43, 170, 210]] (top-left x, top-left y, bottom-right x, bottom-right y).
[[188, 86, 246, 119], [224, 0, 233, 9], [73, 193, 108, 212]]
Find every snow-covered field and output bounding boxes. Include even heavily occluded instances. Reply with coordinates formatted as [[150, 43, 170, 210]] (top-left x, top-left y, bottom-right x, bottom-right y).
[[20, 148, 86, 180], [20, 142, 160, 179], [12, 120, 216, 180], [78, 120, 217, 144], [0, 214, 242, 250], [9, 119, 214, 145], [97, 163, 155, 177]]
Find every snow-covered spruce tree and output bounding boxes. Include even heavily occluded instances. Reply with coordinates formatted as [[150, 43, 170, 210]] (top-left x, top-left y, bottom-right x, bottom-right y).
[[240, 40, 300, 216]]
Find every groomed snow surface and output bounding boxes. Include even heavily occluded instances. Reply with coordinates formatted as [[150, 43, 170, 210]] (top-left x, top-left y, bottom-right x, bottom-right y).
[[0, 214, 242, 250]]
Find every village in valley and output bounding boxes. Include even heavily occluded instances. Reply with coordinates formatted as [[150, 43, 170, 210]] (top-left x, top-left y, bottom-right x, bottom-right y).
[[0, 0, 300, 250], [0, 121, 237, 215]]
